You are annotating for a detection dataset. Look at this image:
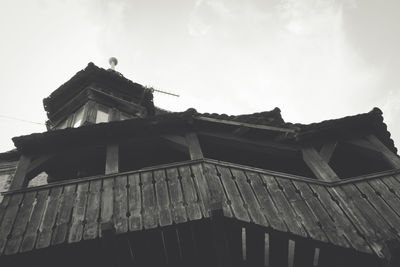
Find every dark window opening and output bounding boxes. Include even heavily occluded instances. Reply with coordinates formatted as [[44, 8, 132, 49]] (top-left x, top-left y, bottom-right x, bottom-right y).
[[119, 138, 190, 172], [329, 143, 392, 179], [200, 137, 317, 179], [45, 146, 106, 182]]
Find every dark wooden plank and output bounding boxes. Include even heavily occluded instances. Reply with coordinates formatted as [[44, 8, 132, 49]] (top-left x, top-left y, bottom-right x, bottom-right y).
[[309, 184, 372, 254], [52, 184, 76, 245], [178, 166, 202, 221], [100, 178, 114, 230], [141, 171, 158, 229], [190, 163, 210, 217], [216, 165, 249, 222], [278, 179, 328, 243], [302, 147, 340, 182], [0, 193, 24, 254], [154, 170, 173, 227], [68, 182, 89, 243], [185, 132, 204, 160], [36, 186, 62, 249], [105, 144, 119, 174], [369, 178, 400, 216], [293, 239, 315, 267], [246, 226, 265, 267], [177, 223, 196, 265], [292, 181, 350, 248], [20, 189, 49, 252], [269, 231, 289, 267], [9, 155, 31, 190], [231, 168, 268, 226], [4, 191, 36, 255], [202, 163, 232, 217], [247, 171, 287, 232], [83, 180, 101, 240], [114, 175, 129, 233], [128, 173, 142, 231], [261, 174, 307, 237], [166, 168, 187, 224], [339, 184, 393, 238], [382, 175, 400, 199], [355, 181, 400, 234], [326, 186, 387, 257], [162, 227, 182, 266]]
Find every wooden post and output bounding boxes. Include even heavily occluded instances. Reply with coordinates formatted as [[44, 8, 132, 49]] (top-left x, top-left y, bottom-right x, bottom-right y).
[[366, 135, 400, 169], [211, 209, 232, 267], [302, 147, 340, 182], [105, 144, 119, 174], [9, 154, 31, 190], [185, 132, 203, 160]]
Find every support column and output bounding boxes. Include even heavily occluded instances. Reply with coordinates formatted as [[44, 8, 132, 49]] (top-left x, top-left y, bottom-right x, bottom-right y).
[[105, 144, 119, 174], [9, 154, 31, 190], [185, 132, 203, 160], [302, 147, 340, 182]]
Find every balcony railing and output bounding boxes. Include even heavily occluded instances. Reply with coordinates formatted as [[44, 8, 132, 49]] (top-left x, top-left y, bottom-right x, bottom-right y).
[[1, 158, 400, 260]]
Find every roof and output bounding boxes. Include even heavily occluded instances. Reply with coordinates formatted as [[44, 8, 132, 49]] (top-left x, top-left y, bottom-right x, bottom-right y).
[[42, 63, 155, 118], [9, 107, 397, 154]]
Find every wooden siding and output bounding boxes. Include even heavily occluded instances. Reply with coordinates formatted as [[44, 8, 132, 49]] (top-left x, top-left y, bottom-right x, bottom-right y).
[[1, 159, 400, 260]]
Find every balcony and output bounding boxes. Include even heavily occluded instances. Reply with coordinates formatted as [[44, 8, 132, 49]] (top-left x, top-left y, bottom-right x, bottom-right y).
[[1, 158, 399, 266]]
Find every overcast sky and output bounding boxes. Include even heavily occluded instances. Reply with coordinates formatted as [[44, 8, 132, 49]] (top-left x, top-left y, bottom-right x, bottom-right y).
[[0, 0, 399, 152]]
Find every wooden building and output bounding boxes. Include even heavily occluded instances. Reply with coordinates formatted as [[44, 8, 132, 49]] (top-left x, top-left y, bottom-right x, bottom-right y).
[[1, 62, 400, 266]]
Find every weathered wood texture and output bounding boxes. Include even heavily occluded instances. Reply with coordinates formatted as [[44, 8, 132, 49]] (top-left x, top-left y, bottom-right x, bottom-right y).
[[0, 160, 400, 262]]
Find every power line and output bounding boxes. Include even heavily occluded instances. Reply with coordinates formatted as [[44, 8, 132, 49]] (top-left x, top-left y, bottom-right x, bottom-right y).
[[0, 115, 45, 126]]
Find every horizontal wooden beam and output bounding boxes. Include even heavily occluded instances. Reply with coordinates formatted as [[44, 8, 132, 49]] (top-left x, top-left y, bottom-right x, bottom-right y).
[[198, 131, 299, 157], [161, 134, 188, 154], [196, 116, 295, 133]]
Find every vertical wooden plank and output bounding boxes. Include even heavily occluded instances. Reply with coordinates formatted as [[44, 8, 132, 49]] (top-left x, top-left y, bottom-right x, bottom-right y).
[[264, 233, 270, 267], [216, 165, 249, 222], [261, 174, 306, 237], [210, 210, 232, 267], [114, 175, 128, 233], [20, 189, 49, 252], [190, 163, 210, 217], [3, 192, 35, 255], [154, 170, 172, 227], [100, 178, 114, 229], [9, 155, 31, 190], [202, 163, 232, 217], [0, 193, 23, 254], [52, 184, 76, 245], [141, 171, 158, 229], [36, 186, 62, 249], [68, 182, 89, 243], [278, 179, 328, 243], [185, 132, 204, 160], [128, 173, 143, 231], [369, 178, 400, 216], [231, 168, 268, 226], [83, 180, 101, 240], [309, 184, 371, 254], [288, 239, 295, 267], [292, 181, 350, 249], [302, 147, 340, 182], [246, 171, 287, 232], [355, 181, 400, 234], [166, 168, 187, 224], [178, 166, 202, 221], [105, 144, 119, 174]]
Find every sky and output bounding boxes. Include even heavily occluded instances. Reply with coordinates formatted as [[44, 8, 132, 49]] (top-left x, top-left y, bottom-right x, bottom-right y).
[[0, 0, 399, 152]]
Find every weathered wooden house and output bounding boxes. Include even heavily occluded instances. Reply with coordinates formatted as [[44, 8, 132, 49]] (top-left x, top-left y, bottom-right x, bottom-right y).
[[1, 62, 400, 267]]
